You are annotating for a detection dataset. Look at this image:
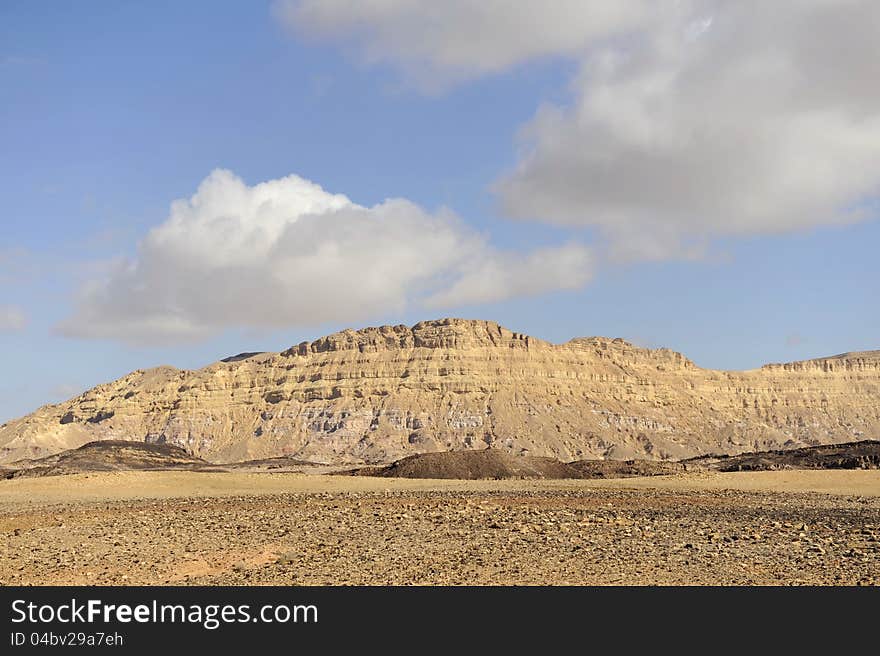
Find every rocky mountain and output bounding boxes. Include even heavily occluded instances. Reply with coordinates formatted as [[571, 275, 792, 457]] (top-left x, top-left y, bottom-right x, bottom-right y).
[[0, 318, 877, 464]]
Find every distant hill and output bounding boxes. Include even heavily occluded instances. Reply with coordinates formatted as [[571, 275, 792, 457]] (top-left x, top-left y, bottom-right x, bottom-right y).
[[5, 439, 878, 480], [1, 318, 877, 465], [684, 440, 880, 472], [345, 449, 585, 479], [346, 441, 880, 480], [5, 440, 207, 478]]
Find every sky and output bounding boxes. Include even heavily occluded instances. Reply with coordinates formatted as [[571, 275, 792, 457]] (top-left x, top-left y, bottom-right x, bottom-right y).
[[1, 0, 878, 423]]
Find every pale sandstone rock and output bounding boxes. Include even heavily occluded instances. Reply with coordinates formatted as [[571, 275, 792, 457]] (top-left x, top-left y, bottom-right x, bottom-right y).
[[0, 318, 877, 464]]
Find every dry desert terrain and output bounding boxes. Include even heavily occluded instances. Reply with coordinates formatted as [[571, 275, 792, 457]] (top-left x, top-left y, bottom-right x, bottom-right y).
[[1, 470, 878, 586]]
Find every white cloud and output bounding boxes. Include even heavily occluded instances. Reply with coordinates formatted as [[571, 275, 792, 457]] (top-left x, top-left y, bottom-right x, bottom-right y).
[[424, 243, 591, 308], [497, 1, 880, 258], [60, 169, 591, 344], [278, 1, 880, 259], [274, 0, 656, 87], [0, 305, 27, 333]]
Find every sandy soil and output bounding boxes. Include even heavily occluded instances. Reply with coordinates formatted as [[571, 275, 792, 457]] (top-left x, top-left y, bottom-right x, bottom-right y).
[[1, 471, 878, 586], [3, 469, 880, 502]]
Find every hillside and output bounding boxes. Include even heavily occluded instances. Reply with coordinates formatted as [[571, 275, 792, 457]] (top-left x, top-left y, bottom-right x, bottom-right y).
[[346, 449, 585, 479], [0, 318, 877, 464], [4, 440, 207, 478]]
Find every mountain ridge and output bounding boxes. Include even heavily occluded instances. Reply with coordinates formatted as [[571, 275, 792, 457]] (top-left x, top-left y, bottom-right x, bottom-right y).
[[1, 318, 877, 465]]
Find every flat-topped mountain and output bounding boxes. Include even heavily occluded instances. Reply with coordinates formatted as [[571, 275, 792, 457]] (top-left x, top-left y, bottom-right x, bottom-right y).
[[0, 318, 877, 464]]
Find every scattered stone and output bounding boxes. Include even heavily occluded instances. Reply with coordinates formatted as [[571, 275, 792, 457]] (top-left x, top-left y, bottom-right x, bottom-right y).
[[1, 480, 877, 585]]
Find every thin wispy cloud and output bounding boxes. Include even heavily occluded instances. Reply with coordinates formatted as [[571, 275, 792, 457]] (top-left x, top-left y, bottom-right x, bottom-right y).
[[0, 54, 45, 68], [274, 0, 654, 89], [0, 305, 27, 333]]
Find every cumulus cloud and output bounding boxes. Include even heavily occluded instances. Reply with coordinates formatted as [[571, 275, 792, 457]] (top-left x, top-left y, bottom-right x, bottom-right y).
[[498, 1, 880, 258], [279, 1, 880, 259], [424, 243, 591, 308], [274, 0, 655, 87], [0, 305, 27, 333], [60, 169, 591, 344]]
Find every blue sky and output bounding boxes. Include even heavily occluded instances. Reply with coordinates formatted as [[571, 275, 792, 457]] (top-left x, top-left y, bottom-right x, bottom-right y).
[[1, 1, 878, 423]]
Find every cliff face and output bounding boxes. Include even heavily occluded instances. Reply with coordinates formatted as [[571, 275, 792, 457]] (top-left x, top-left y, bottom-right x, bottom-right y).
[[1, 318, 877, 464]]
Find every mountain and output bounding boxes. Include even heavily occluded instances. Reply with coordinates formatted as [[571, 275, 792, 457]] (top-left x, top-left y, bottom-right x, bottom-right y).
[[0, 318, 877, 464]]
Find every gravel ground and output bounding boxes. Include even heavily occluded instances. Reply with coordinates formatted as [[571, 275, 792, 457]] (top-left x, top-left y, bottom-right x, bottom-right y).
[[1, 482, 878, 585]]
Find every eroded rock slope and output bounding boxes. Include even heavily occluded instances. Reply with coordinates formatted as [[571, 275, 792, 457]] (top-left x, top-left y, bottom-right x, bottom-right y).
[[1, 319, 877, 464]]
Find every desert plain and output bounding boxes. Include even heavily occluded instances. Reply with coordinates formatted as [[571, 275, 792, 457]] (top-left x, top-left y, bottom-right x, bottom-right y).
[[1, 469, 878, 586]]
